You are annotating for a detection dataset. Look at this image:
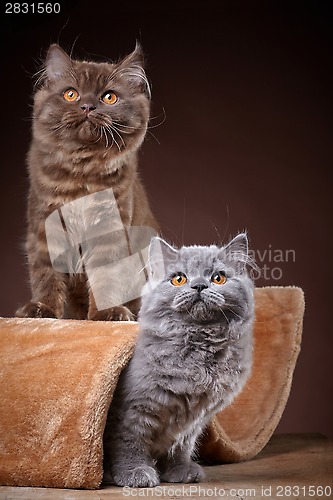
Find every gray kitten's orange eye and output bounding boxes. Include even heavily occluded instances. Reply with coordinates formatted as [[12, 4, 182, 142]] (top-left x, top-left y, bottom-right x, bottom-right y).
[[101, 91, 118, 105], [211, 271, 227, 285], [63, 88, 79, 102], [171, 273, 187, 286]]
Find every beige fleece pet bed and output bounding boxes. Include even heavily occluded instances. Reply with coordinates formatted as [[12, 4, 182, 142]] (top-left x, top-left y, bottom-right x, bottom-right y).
[[0, 286, 304, 489]]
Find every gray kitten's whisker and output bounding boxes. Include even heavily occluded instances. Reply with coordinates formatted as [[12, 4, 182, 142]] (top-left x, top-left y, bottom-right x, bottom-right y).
[[226, 301, 246, 310], [205, 298, 231, 325], [225, 307, 243, 321]]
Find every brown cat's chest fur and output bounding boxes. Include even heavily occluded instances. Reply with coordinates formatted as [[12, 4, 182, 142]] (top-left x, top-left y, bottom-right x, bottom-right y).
[[16, 43, 159, 321], [28, 145, 151, 225]]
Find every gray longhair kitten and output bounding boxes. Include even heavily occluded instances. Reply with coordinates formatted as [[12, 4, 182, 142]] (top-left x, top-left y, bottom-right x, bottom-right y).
[[103, 233, 255, 487]]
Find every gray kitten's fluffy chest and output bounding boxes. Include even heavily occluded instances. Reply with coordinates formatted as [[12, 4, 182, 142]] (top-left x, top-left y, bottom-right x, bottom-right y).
[[126, 318, 253, 455]]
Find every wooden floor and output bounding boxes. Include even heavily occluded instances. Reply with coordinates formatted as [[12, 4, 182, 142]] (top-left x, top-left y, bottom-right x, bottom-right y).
[[0, 434, 332, 499]]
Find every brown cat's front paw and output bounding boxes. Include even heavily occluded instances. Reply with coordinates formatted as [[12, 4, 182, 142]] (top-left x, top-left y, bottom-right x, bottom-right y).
[[16, 301, 57, 319], [89, 306, 135, 322]]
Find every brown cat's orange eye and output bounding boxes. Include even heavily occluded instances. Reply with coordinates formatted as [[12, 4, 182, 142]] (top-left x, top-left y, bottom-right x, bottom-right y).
[[63, 88, 79, 102], [101, 91, 118, 105], [171, 273, 187, 287], [211, 271, 227, 285]]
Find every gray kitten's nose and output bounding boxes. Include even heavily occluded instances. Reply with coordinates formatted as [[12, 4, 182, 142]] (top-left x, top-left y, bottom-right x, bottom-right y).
[[191, 280, 209, 293], [81, 104, 96, 114]]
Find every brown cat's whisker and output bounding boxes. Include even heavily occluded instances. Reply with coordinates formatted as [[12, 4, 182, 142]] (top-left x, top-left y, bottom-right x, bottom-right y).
[[111, 124, 133, 136], [108, 125, 126, 149], [102, 126, 111, 149], [94, 127, 104, 146], [146, 130, 161, 145], [108, 127, 122, 153], [111, 121, 140, 131]]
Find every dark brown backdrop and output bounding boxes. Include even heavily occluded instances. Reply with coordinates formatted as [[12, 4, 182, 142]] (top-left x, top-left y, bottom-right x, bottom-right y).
[[0, 1, 332, 437]]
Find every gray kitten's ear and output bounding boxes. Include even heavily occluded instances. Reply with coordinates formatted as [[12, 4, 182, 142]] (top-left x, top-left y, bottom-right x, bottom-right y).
[[219, 233, 249, 273], [45, 44, 73, 80], [115, 42, 151, 97], [148, 237, 178, 280]]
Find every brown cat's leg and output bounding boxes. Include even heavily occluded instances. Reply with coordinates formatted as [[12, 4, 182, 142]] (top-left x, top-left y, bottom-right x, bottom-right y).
[[87, 291, 135, 321], [16, 261, 67, 319], [65, 275, 89, 319], [125, 297, 141, 318], [16, 274, 67, 318]]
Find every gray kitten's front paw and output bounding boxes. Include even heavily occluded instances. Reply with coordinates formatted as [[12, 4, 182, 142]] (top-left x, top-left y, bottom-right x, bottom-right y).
[[113, 466, 160, 488], [161, 461, 204, 483]]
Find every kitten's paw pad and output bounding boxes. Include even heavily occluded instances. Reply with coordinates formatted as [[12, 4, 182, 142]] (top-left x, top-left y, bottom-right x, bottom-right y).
[[15, 302, 57, 319], [90, 306, 135, 322], [161, 462, 204, 484], [113, 466, 160, 488]]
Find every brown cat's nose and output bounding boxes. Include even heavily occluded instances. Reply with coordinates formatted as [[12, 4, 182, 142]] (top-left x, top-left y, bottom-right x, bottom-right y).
[[81, 104, 96, 114]]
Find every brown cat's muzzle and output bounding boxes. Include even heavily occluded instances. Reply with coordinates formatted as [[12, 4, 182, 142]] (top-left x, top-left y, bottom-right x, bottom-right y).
[[77, 119, 100, 143]]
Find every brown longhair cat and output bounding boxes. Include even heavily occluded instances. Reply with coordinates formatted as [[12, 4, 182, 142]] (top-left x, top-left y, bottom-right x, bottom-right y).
[[16, 43, 159, 321]]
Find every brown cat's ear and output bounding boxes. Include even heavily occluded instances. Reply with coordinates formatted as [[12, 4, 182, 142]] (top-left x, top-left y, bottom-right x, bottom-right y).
[[45, 44, 73, 81], [120, 42, 145, 67], [116, 42, 151, 97]]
